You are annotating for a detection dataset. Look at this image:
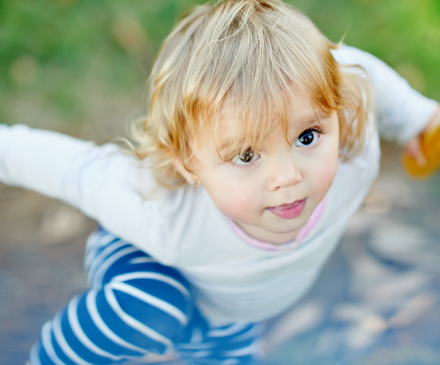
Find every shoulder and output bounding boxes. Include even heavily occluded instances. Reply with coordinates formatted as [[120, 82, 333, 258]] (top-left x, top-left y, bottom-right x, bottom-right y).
[[331, 44, 373, 69], [331, 44, 380, 83]]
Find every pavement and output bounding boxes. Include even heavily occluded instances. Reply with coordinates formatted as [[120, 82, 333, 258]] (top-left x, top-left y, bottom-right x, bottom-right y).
[[1, 142, 440, 365]]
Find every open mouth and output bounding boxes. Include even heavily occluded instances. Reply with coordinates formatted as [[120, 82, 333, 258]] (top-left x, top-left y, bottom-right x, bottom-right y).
[[267, 198, 306, 219]]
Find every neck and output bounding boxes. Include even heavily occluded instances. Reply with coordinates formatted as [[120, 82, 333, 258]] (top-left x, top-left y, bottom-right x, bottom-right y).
[[234, 221, 299, 244]]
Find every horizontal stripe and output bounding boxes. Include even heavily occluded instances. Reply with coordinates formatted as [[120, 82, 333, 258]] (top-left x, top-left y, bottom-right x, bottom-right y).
[[67, 295, 120, 362], [32, 228, 262, 364], [76, 295, 143, 357], [86, 291, 148, 354], [41, 322, 64, 365], [87, 241, 128, 287], [207, 323, 250, 338], [93, 246, 138, 287], [29, 343, 42, 365], [113, 272, 191, 299], [223, 342, 260, 357], [105, 286, 173, 346], [129, 257, 155, 265], [53, 312, 93, 365], [221, 359, 240, 365], [111, 281, 187, 325]]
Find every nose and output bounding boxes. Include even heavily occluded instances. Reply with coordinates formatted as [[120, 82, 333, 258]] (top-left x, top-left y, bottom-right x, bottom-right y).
[[267, 154, 302, 191]]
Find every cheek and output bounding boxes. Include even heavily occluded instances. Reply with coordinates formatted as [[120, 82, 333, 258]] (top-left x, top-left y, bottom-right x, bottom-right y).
[[318, 163, 337, 193], [312, 151, 339, 195], [208, 180, 259, 220]]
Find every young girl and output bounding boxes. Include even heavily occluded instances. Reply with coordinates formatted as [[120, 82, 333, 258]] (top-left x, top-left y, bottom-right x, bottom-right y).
[[1, 0, 439, 364]]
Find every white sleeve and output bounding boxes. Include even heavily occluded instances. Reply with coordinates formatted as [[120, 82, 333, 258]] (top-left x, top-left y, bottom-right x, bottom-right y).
[[332, 45, 439, 144], [0, 124, 168, 254]]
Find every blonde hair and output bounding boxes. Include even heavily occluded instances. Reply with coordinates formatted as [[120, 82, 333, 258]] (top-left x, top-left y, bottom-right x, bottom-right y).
[[131, 0, 372, 189]]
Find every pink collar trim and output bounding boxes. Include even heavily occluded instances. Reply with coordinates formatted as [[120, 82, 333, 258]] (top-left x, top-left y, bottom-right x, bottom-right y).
[[225, 197, 327, 251]]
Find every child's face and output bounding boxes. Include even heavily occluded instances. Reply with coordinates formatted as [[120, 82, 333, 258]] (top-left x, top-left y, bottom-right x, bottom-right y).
[[180, 89, 340, 244]]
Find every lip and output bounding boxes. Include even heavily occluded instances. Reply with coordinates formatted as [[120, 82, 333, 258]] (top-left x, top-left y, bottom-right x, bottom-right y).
[[267, 198, 306, 219]]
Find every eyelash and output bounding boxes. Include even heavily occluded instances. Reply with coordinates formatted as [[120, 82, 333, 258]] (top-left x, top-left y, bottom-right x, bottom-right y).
[[294, 127, 324, 148], [229, 127, 325, 169], [231, 147, 260, 167]]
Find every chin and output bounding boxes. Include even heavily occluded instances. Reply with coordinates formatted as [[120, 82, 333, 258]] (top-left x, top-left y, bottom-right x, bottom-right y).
[[265, 222, 304, 234], [271, 218, 309, 234]]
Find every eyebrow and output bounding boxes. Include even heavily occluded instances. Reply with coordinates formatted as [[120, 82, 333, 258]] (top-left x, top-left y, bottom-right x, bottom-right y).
[[217, 111, 330, 151], [218, 137, 247, 152], [294, 111, 329, 131]]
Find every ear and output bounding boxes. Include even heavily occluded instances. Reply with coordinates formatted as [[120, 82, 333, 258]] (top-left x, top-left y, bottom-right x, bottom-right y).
[[172, 157, 199, 185]]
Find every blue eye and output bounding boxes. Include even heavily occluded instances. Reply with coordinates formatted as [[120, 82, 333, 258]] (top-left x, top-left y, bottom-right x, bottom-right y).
[[231, 148, 259, 165], [295, 129, 320, 147]]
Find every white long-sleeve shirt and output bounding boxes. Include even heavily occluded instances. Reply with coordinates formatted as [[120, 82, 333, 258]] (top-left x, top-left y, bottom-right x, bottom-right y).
[[0, 46, 438, 325]]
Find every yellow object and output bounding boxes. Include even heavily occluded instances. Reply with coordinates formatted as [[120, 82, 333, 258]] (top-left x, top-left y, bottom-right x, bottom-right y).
[[402, 121, 440, 179]]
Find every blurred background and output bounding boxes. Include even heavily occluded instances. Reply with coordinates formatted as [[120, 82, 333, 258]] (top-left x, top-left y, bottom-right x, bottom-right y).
[[0, 0, 440, 364]]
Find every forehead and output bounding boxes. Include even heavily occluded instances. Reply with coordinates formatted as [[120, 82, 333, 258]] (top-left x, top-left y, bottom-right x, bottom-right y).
[[209, 90, 328, 149]]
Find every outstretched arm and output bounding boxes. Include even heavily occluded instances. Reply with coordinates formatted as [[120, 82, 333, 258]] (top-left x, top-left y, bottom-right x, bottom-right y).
[[333, 45, 440, 178], [332, 45, 439, 145], [0, 124, 167, 254]]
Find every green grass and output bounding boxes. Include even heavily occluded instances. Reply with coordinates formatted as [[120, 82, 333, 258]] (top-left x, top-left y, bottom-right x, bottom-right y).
[[0, 0, 439, 130]]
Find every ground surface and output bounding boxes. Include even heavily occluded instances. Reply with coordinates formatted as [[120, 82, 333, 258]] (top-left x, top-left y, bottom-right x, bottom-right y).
[[1, 142, 439, 365]]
